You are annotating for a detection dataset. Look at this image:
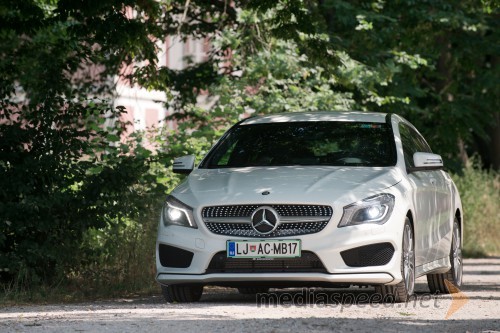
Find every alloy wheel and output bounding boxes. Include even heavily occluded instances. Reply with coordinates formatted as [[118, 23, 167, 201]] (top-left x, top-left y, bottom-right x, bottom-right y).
[[402, 223, 415, 295], [452, 222, 463, 286]]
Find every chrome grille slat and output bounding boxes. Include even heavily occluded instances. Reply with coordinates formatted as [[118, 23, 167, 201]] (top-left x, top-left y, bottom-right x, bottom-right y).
[[202, 217, 250, 223], [202, 204, 332, 238], [280, 216, 329, 223], [202, 216, 328, 223]]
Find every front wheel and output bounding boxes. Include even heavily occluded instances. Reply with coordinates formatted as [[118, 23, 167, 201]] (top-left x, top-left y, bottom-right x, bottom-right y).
[[161, 284, 204, 303], [427, 217, 463, 294], [375, 217, 415, 303]]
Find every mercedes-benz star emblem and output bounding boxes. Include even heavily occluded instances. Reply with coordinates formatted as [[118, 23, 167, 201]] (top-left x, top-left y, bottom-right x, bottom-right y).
[[250, 206, 280, 234]]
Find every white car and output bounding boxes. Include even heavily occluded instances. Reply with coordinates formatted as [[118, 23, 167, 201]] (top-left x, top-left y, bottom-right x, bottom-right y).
[[156, 111, 463, 303]]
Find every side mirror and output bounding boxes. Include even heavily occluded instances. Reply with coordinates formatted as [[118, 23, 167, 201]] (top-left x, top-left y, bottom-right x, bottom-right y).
[[172, 155, 195, 174], [412, 152, 443, 170]]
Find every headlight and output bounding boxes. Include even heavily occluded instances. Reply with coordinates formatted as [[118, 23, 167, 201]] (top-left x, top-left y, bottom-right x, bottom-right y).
[[338, 193, 395, 227], [162, 196, 197, 228]]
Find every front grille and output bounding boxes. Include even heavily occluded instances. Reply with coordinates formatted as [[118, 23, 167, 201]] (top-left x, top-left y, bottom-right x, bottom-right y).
[[206, 251, 327, 273], [340, 243, 395, 267], [202, 204, 332, 238]]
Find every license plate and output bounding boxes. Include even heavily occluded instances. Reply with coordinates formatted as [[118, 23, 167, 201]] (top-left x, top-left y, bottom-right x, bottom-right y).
[[226, 240, 301, 258]]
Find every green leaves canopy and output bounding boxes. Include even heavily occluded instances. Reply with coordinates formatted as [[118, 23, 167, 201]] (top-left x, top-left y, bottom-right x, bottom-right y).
[[0, 0, 497, 285]]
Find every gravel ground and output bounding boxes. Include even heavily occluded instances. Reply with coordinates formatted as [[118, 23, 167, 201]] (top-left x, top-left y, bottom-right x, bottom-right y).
[[1, 258, 499, 333]]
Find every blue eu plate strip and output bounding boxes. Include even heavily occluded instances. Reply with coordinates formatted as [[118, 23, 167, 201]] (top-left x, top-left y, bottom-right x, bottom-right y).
[[228, 242, 236, 257]]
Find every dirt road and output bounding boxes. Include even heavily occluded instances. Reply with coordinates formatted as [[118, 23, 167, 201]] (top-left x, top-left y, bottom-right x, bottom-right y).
[[1, 258, 499, 332]]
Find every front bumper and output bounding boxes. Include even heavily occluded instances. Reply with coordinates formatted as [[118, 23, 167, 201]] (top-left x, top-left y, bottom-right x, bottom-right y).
[[156, 272, 394, 285], [156, 202, 407, 287]]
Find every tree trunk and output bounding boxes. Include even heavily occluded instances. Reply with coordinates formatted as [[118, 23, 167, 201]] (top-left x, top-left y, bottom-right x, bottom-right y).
[[458, 138, 469, 167]]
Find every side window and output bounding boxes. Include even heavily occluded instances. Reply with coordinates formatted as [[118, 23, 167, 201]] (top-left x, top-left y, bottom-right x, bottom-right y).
[[399, 124, 417, 169], [399, 123, 433, 169], [412, 130, 433, 154], [217, 140, 238, 166]]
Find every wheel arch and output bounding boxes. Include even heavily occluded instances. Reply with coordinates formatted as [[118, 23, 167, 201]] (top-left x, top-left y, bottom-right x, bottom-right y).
[[455, 208, 463, 245], [455, 208, 462, 228], [406, 210, 415, 235]]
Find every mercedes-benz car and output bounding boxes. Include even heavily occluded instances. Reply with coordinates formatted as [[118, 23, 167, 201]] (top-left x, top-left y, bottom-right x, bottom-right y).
[[156, 111, 463, 303]]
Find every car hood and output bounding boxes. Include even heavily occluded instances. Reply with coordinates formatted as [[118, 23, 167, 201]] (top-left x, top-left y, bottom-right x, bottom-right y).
[[171, 166, 402, 207]]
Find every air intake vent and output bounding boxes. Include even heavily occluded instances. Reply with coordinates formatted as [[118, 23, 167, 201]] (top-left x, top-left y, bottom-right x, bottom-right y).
[[340, 243, 395, 267], [158, 244, 194, 268], [206, 251, 327, 273]]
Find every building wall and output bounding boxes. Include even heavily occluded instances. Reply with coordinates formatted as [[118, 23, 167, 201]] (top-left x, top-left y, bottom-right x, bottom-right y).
[[113, 36, 209, 137]]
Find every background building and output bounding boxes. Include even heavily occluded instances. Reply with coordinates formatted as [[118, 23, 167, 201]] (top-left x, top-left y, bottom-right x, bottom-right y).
[[113, 36, 210, 136]]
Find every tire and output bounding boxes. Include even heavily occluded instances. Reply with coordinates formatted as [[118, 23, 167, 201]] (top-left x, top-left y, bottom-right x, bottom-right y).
[[427, 217, 463, 294], [237, 287, 270, 295], [161, 284, 203, 303], [375, 217, 415, 303]]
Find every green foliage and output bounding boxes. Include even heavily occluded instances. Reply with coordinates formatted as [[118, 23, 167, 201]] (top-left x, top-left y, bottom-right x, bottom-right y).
[[453, 161, 500, 257], [73, 210, 159, 298], [319, 0, 499, 164], [159, 1, 498, 169], [1, 0, 498, 301], [0, 102, 164, 284], [157, 6, 410, 142], [0, 0, 167, 286]]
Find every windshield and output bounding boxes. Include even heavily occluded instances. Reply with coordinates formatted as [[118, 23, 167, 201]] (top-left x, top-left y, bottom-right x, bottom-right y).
[[200, 121, 396, 168]]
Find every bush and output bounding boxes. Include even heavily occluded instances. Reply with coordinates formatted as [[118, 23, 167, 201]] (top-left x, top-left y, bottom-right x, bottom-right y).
[[0, 105, 168, 290], [66, 152, 182, 299], [453, 162, 500, 257]]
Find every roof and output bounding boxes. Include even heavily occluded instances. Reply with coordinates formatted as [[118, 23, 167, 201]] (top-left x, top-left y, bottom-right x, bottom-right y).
[[240, 111, 388, 125]]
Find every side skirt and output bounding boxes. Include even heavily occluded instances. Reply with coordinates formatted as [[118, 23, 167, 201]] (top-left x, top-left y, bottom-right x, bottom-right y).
[[415, 256, 451, 278]]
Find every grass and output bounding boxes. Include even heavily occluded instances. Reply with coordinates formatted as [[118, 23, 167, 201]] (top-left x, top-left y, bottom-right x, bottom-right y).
[[0, 279, 159, 306], [452, 163, 500, 257], [0, 206, 162, 306]]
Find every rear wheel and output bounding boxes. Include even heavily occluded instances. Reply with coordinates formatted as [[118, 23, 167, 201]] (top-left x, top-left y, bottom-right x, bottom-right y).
[[237, 287, 270, 295], [375, 217, 415, 303], [427, 217, 463, 294], [161, 284, 203, 303]]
